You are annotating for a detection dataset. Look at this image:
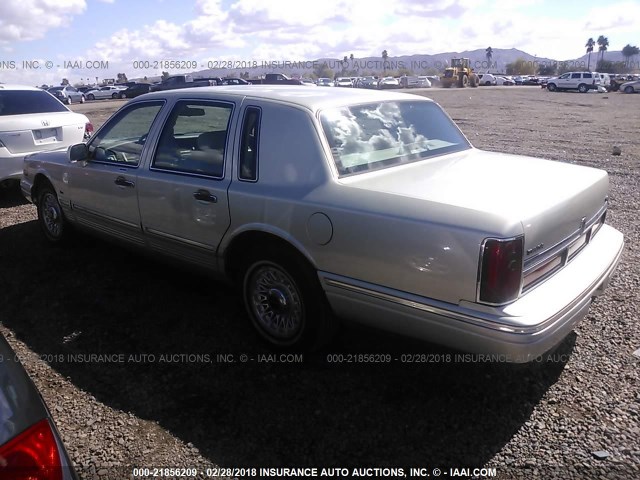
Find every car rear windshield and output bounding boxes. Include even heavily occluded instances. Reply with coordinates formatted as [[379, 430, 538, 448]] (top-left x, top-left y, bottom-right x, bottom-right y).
[[320, 100, 471, 176], [0, 90, 68, 116]]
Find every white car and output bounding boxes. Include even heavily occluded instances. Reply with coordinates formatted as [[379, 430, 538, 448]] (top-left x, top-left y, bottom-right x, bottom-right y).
[[478, 73, 498, 86], [84, 85, 127, 100], [316, 78, 334, 87], [496, 76, 514, 86], [334, 77, 353, 87], [0, 84, 92, 185], [378, 77, 400, 89]]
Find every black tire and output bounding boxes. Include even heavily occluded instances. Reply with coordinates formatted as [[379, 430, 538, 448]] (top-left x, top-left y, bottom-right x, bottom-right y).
[[66, 96, 72, 105], [240, 249, 337, 350], [547, 83, 557, 92], [120, 92, 127, 99], [578, 84, 588, 93], [80, 95, 85, 104], [624, 86, 634, 94], [111, 92, 118, 99], [36, 183, 70, 244], [87, 94, 95, 101]]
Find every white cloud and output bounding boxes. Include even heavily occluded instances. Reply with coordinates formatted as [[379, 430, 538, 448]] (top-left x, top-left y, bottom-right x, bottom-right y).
[[0, 0, 86, 45]]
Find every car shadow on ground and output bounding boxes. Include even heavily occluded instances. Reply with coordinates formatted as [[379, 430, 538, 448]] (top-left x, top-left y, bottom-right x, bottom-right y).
[[0, 221, 573, 469], [0, 183, 28, 208]]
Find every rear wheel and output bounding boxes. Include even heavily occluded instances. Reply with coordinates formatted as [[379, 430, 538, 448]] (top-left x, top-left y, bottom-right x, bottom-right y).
[[66, 96, 72, 105], [578, 84, 588, 93], [112, 92, 119, 99], [80, 95, 85, 103], [625, 86, 634, 93], [241, 249, 337, 350], [37, 184, 70, 243]]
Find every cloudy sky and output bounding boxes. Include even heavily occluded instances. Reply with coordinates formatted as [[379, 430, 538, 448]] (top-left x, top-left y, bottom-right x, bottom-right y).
[[1, 0, 638, 85]]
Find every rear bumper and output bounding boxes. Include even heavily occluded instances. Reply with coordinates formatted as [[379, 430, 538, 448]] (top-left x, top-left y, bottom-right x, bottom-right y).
[[320, 224, 624, 362], [0, 150, 27, 182]]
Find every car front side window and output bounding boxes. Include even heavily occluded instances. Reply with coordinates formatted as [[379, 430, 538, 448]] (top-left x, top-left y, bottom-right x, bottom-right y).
[[152, 100, 233, 178], [88, 101, 164, 166]]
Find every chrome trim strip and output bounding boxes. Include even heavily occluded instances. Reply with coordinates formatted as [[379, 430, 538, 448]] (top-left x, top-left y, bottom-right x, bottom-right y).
[[523, 204, 607, 272], [71, 204, 140, 230], [144, 227, 216, 251]]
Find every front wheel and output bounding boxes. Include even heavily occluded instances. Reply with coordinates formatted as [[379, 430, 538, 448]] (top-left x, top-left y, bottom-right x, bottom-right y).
[[66, 96, 72, 105], [547, 83, 557, 92], [578, 84, 588, 93], [624, 86, 634, 93], [80, 95, 85, 103], [37, 184, 70, 243], [87, 94, 95, 100], [241, 251, 336, 350], [120, 92, 127, 99]]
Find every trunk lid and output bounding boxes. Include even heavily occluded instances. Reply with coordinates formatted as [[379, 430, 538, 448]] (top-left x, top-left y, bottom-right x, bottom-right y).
[[0, 112, 87, 154], [342, 149, 609, 260]]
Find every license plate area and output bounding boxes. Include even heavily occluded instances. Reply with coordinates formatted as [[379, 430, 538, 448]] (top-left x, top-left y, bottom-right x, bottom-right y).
[[33, 127, 61, 144]]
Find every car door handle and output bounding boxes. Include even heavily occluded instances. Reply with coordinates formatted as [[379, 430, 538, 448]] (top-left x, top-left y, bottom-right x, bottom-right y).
[[193, 189, 217, 203], [114, 176, 135, 188]]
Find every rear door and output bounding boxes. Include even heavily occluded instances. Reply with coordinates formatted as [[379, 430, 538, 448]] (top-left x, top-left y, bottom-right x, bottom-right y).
[[136, 99, 235, 268]]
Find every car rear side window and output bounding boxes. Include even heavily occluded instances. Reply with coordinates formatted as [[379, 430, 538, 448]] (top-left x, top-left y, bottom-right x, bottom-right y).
[[238, 107, 261, 181], [0, 90, 68, 115], [152, 100, 233, 178]]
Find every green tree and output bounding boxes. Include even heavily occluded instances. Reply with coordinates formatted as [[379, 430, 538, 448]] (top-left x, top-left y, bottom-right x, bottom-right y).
[[116, 73, 128, 83], [597, 35, 609, 63], [537, 63, 557, 76], [585, 38, 595, 71], [505, 58, 535, 75], [382, 49, 388, 73], [161, 71, 170, 80], [61, 78, 69, 85], [621, 44, 640, 69]]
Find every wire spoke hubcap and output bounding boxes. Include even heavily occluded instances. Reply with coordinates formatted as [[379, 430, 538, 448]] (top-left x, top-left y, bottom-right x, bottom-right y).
[[42, 193, 62, 237], [249, 265, 303, 341]]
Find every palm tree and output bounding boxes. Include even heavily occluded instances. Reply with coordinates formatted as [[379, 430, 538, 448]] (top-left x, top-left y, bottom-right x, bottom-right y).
[[597, 35, 609, 63], [485, 46, 493, 69], [382, 49, 388, 73], [585, 38, 595, 71], [621, 44, 639, 69]]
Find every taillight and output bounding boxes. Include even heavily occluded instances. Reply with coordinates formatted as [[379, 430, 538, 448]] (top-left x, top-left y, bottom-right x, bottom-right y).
[[0, 419, 63, 480], [84, 122, 94, 138], [478, 236, 524, 305]]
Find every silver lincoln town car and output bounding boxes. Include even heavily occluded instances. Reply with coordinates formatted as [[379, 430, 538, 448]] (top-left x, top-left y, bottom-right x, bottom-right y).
[[21, 86, 624, 361]]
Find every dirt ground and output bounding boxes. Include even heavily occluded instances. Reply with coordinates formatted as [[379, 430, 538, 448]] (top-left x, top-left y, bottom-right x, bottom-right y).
[[0, 86, 638, 479]]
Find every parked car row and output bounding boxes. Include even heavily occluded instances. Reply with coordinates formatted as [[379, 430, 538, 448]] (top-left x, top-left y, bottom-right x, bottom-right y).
[[317, 75, 433, 89]]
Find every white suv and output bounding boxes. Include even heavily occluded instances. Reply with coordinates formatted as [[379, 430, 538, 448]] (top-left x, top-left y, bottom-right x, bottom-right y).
[[546, 72, 601, 93]]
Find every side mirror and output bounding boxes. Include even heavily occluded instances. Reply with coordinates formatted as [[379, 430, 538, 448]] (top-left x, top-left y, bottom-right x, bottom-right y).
[[69, 143, 89, 162]]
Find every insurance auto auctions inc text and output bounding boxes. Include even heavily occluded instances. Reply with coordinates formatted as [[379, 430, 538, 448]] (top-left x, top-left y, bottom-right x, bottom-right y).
[[250, 466, 497, 477]]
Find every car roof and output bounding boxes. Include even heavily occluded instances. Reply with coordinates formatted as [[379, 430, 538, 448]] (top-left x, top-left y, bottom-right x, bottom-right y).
[[139, 85, 434, 112], [0, 84, 45, 91]]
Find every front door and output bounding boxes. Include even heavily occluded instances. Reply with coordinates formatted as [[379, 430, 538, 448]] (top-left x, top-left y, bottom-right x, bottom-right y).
[[137, 99, 234, 268], [68, 101, 165, 245]]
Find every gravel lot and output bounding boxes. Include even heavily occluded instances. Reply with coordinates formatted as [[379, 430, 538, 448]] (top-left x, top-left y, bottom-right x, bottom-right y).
[[0, 87, 638, 480]]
